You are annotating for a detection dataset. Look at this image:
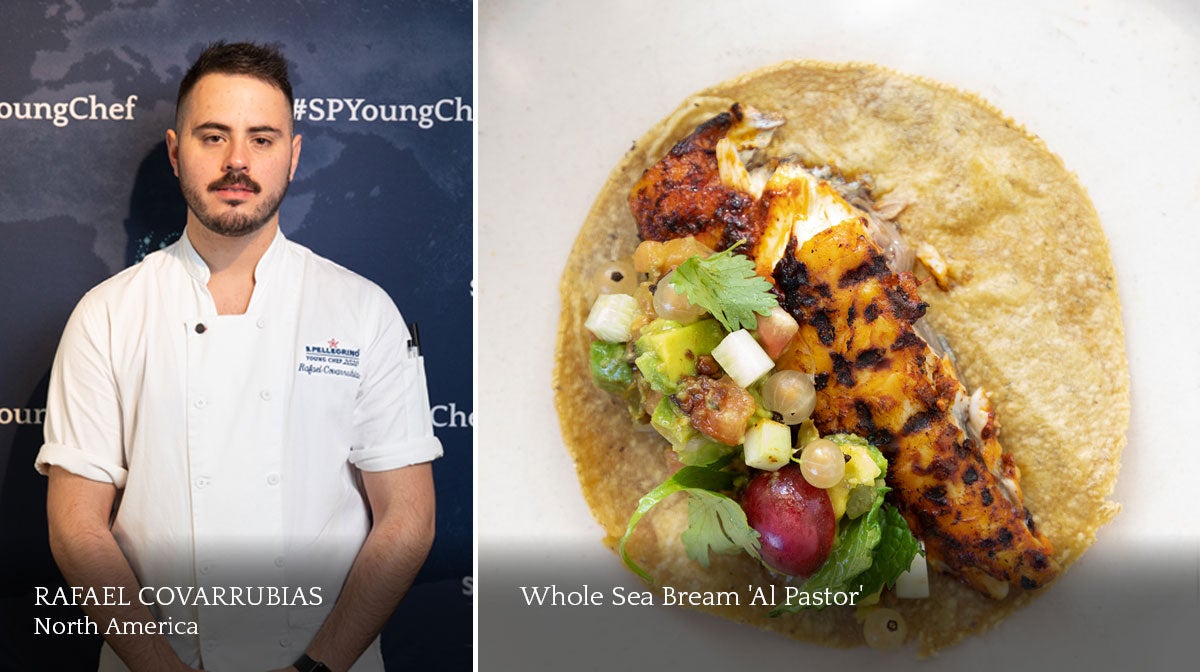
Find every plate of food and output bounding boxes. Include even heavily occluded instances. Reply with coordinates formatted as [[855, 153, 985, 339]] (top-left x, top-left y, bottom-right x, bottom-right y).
[[479, 1, 1199, 668], [553, 60, 1125, 654]]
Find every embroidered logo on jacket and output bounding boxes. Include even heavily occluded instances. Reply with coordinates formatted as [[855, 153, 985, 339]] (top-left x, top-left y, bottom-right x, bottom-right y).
[[299, 338, 361, 379]]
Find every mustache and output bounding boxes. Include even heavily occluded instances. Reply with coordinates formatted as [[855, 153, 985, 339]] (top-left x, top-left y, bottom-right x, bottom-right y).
[[207, 172, 262, 193]]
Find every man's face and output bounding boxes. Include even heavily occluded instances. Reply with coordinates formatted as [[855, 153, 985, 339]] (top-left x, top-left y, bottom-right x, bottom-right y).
[[167, 73, 301, 238]]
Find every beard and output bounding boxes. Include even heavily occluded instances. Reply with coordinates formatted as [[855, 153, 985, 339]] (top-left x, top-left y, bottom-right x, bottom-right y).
[[180, 170, 289, 238]]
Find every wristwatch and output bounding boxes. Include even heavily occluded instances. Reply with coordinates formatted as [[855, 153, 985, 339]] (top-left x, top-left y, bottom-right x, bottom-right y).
[[293, 653, 331, 672]]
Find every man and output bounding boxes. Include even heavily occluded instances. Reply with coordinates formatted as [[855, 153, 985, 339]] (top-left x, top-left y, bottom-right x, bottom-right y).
[[35, 42, 441, 672]]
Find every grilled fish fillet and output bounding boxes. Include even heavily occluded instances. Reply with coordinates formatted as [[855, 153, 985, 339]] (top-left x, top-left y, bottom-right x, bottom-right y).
[[629, 104, 1059, 598]]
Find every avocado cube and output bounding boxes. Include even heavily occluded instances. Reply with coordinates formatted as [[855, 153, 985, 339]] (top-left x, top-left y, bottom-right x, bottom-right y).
[[633, 319, 725, 393]]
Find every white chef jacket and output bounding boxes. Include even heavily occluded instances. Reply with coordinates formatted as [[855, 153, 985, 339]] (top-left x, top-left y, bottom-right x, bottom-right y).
[[35, 229, 443, 672]]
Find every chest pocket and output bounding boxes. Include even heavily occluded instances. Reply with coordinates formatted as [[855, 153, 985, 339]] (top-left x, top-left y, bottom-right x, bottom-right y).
[[290, 336, 362, 456]]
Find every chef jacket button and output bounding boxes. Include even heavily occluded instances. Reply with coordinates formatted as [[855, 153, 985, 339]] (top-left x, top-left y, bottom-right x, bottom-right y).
[[199, 563, 212, 575], [266, 473, 280, 486], [194, 398, 207, 409], [274, 556, 286, 568], [260, 389, 272, 401], [195, 477, 209, 489], [195, 323, 206, 334], [256, 317, 266, 329], [278, 637, 291, 648]]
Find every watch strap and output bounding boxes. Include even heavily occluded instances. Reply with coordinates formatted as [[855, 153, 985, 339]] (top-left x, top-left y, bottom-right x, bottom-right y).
[[293, 653, 331, 672]]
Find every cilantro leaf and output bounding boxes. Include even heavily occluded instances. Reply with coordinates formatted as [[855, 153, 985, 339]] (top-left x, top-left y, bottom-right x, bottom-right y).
[[618, 460, 760, 583], [670, 245, 777, 332], [682, 490, 762, 567]]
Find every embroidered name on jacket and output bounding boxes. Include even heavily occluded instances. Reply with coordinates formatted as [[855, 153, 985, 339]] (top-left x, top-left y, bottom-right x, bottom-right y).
[[299, 338, 361, 379]]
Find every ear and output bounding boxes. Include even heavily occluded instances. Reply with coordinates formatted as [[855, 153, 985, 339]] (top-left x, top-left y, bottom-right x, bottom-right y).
[[289, 133, 303, 181], [165, 129, 180, 177]]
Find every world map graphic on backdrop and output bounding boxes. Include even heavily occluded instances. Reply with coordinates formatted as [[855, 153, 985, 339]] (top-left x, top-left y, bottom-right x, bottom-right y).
[[0, 1, 472, 669]]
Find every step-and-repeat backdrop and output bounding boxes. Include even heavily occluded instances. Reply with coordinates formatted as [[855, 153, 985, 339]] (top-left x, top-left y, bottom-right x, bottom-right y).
[[0, 1, 472, 669]]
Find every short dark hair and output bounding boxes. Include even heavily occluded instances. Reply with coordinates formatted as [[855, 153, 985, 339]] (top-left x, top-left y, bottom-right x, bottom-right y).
[[176, 41, 293, 120]]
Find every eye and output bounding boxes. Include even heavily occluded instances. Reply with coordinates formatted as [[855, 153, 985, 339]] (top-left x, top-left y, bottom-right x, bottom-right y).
[[252, 137, 273, 148], [202, 135, 224, 145]]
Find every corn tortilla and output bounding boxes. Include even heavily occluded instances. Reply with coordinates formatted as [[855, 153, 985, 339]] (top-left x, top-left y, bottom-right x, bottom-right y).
[[553, 60, 1128, 654]]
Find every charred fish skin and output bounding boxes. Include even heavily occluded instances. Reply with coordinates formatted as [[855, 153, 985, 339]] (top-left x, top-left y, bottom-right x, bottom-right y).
[[627, 105, 1060, 598], [774, 221, 1059, 598], [629, 104, 780, 252]]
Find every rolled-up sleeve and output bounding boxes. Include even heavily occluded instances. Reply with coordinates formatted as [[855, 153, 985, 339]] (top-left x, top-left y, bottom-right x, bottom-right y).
[[35, 296, 128, 487], [348, 293, 443, 472]]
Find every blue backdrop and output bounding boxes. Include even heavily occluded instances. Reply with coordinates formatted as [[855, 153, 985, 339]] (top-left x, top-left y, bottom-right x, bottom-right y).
[[0, 1, 473, 669]]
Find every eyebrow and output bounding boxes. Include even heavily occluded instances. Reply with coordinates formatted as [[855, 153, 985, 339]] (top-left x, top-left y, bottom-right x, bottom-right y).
[[192, 122, 284, 136]]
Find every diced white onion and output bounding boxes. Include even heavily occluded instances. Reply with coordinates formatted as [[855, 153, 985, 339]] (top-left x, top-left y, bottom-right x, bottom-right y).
[[742, 419, 793, 471], [711, 329, 774, 388], [584, 294, 637, 343], [895, 546, 929, 599]]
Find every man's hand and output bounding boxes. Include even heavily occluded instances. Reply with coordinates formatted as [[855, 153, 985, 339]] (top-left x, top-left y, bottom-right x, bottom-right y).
[[46, 466, 195, 672], [297, 462, 436, 671]]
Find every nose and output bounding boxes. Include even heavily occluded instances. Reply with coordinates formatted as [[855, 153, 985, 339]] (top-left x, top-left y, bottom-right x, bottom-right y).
[[224, 140, 249, 173]]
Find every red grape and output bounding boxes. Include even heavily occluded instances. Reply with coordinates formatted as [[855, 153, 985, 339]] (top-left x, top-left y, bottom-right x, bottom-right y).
[[741, 464, 836, 577]]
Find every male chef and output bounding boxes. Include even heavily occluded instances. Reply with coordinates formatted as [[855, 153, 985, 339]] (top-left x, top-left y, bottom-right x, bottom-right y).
[[35, 42, 441, 672]]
